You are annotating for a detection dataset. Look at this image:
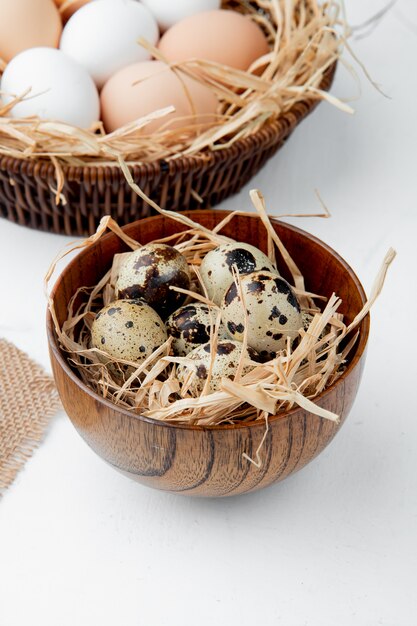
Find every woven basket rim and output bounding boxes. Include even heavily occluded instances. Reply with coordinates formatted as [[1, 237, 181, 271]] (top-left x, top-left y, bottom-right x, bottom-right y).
[[1, 62, 337, 182]]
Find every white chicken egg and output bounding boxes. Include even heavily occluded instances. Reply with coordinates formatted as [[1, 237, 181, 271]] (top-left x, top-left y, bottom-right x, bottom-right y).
[[221, 271, 303, 360], [177, 340, 258, 395], [91, 299, 167, 362], [0, 47, 100, 128], [60, 0, 159, 88], [142, 0, 221, 32], [166, 302, 228, 356], [115, 243, 191, 319], [200, 241, 278, 306]]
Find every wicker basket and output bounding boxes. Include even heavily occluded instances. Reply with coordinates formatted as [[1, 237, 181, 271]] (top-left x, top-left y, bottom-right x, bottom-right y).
[[0, 63, 336, 237]]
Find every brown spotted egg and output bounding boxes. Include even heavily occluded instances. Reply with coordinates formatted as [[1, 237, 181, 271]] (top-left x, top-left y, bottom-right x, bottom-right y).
[[221, 271, 302, 360], [200, 242, 278, 305], [166, 302, 229, 356], [177, 340, 258, 395], [302, 311, 329, 341], [115, 243, 191, 318], [91, 299, 167, 362]]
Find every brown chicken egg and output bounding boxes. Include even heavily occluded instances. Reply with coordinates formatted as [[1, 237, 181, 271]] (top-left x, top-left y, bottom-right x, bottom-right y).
[[101, 60, 218, 134], [0, 0, 62, 62], [158, 10, 269, 71]]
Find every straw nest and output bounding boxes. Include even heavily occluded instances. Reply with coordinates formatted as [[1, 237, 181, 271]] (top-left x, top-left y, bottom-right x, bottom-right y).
[[47, 188, 395, 429], [0, 0, 349, 186]]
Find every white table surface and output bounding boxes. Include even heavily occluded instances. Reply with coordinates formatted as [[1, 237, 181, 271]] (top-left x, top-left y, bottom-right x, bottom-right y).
[[1, 2, 416, 625]]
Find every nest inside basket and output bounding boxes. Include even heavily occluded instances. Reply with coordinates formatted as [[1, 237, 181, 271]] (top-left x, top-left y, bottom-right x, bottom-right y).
[[47, 189, 394, 430], [0, 0, 349, 185]]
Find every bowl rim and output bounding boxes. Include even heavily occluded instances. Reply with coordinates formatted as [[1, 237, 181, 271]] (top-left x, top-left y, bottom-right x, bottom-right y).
[[46, 210, 370, 432]]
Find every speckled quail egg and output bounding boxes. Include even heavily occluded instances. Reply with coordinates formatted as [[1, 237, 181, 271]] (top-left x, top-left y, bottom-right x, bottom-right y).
[[200, 242, 278, 305], [115, 243, 191, 318], [302, 311, 329, 342], [177, 340, 259, 395], [221, 271, 302, 360], [91, 299, 167, 363], [166, 302, 229, 356]]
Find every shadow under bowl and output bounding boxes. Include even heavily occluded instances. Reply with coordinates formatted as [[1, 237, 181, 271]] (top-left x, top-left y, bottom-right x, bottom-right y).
[[47, 211, 370, 497]]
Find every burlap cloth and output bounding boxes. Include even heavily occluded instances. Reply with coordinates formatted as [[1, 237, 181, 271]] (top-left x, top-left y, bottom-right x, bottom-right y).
[[0, 338, 61, 495]]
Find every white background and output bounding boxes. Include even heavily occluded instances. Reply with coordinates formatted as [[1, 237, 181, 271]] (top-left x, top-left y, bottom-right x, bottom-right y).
[[0, 1, 416, 625]]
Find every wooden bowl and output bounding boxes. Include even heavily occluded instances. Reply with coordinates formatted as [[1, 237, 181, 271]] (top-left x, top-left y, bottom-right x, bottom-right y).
[[47, 211, 370, 497]]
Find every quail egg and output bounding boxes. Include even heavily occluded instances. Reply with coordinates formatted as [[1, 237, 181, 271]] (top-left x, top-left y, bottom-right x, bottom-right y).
[[200, 242, 278, 305], [115, 243, 191, 318], [177, 340, 258, 395], [302, 311, 329, 342], [221, 271, 302, 360], [91, 299, 167, 363], [166, 302, 229, 356]]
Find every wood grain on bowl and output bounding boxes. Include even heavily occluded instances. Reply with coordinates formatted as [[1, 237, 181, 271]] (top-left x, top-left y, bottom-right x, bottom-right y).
[[47, 211, 369, 497]]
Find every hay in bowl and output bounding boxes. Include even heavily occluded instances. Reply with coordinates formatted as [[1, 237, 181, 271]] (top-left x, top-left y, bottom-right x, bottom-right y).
[[46, 193, 393, 496], [0, 0, 346, 235]]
